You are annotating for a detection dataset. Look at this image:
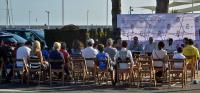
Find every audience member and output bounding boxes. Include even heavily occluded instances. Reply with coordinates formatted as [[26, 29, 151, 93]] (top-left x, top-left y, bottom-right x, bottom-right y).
[[165, 38, 176, 54], [96, 44, 109, 71], [173, 47, 186, 68], [144, 37, 156, 56], [104, 38, 117, 61], [71, 40, 84, 57], [82, 38, 98, 68]]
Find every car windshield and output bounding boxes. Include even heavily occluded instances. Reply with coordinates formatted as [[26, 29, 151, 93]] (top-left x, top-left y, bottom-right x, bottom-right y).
[[12, 34, 27, 43], [32, 30, 44, 40]]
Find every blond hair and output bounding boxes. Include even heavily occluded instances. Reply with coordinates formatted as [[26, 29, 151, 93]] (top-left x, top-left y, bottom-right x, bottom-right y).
[[53, 42, 61, 50], [33, 40, 41, 53]]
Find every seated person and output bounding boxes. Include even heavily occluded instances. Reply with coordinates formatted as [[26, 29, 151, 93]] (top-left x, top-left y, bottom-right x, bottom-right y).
[[49, 42, 65, 79], [173, 47, 186, 68], [30, 40, 49, 70], [96, 44, 109, 71], [71, 40, 83, 57], [115, 41, 134, 69], [152, 41, 168, 82]]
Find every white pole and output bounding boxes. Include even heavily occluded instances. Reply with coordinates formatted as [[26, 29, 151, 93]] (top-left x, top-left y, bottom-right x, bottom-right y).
[[192, 0, 194, 13], [29, 10, 31, 29], [45, 10, 50, 29], [106, 0, 108, 26], [87, 10, 89, 31], [62, 0, 64, 26]]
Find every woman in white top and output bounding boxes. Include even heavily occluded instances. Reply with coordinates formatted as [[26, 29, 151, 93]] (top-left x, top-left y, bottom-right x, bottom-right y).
[[152, 41, 168, 66]]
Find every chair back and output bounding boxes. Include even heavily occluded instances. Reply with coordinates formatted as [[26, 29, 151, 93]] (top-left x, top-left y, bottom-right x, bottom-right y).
[[16, 58, 25, 68], [169, 59, 186, 70], [84, 58, 96, 68], [71, 56, 86, 72], [117, 57, 131, 70], [138, 56, 153, 71], [29, 57, 41, 69], [49, 59, 64, 69], [153, 59, 165, 68]]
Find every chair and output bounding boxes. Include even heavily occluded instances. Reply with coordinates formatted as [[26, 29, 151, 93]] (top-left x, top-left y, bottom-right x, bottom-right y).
[[84, 58, 97, 81], [185, 56, 196, 81], [49, 59, 65, 86], [138, 56, 156, 87], [28, 57, 41, 85], [153, 59, 168, 82], [12, 58, 27, 84], [116, 58, 133, 86], [168, 59, 187, 88], [96, 58, 110, 85], [71, 56, 87, 84]]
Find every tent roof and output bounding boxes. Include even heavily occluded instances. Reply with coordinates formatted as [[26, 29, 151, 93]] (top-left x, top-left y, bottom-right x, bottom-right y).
[[169, 2, 191, 7], [138, 6, 156, 11], [176, 5, 200, 13]]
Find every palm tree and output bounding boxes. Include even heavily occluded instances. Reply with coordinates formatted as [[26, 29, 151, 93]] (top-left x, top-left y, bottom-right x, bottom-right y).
[[111, 0, 121, 38], [156, 0, 169, 13]]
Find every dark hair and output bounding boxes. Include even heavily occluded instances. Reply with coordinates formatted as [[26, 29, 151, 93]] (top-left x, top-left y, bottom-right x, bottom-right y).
[[87, 42, 93, 46], [72, 40, 84, 51], [61, 42, 67, 49], [97, 44, 104, 52], [122, 41, 128, 48], [168, 38, 173, 42], [25, 40, 32, 46], [188, 39, 194, 45], [177, 47, 183, 53], [158, 41, 165, 50]]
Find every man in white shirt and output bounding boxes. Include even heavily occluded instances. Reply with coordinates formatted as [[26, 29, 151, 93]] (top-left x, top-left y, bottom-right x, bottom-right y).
[[173, 47, 186, 68], [82, 38, 98, 68], [16, 41, 32, 68], [144, 37, 157, 56]]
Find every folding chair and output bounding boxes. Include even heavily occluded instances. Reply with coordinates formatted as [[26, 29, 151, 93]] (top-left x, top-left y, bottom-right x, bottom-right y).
[[138, 56, 156, 87], [49, 59, 64, 86], [85, 58, 96, 81], [185, 56, 196, 81], [12, 58, 27, 84], [168, 59, 187, 88], [28, 57, 41, 85], [71, 56, 87, 84], [153, 59, 168, 83], [96, 58, 110, 85], [116, 58, 132, 86]]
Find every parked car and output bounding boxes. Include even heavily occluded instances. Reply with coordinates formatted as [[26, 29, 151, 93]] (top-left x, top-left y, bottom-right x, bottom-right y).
[[3, 29, 47, 47], [0, 32, 27, 46]]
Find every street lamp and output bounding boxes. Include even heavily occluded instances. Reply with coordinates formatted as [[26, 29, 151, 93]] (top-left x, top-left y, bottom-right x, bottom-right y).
[[45, 10, 50, 29], [28, 10, 31, 29], [129, 6, 134, 14], [62, 0, 64, 25], [87, 10, 89, 31]]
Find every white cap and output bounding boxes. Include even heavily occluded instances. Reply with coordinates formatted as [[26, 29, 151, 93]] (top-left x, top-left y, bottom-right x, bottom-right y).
[[87, 38, 95, 44]]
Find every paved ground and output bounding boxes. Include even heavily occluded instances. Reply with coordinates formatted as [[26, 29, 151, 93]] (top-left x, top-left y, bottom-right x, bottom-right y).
[[0, 81, 200, 93]]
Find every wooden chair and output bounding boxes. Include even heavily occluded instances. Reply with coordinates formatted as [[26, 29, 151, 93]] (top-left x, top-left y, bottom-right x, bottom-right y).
[[84, 58, 97, 81], [96, 58, 110, 85], [116, 58, 133, 86], [138, 56, 156, 87], [12, 58, 27, 84], [28, 57, 41, 85], [168, 59, 187, 88], [49, 59, 65, 86], [185, 56, 196, 81], [153, 59, 168, 82], [71, 56, 87, 84]]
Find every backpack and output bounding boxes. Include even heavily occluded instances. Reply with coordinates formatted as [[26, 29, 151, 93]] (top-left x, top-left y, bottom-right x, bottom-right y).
[[96, 53, 108, 71]]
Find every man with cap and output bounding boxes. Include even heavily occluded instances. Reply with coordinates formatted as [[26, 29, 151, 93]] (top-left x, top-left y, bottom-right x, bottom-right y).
[[82, 38, 98, 68]]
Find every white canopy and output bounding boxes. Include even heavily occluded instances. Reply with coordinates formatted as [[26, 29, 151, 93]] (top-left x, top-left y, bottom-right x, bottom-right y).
[[176, 5, 200, 13]]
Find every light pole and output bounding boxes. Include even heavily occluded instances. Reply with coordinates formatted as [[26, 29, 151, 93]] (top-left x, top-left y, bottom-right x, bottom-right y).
[[87, 10, 89, 31], [28, 10, 31, 29], [106, 0, 109, 26], [62, 0, 64, 26], [129, 6, 134, 14], [45, 10, 50, 29]]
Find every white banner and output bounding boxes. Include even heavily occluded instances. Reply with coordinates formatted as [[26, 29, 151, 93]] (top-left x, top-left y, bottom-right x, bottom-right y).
[[117, 14, 200, 41]]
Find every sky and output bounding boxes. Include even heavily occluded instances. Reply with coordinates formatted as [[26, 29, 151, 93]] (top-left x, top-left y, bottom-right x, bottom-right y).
[[0, 0, 156, 25]]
